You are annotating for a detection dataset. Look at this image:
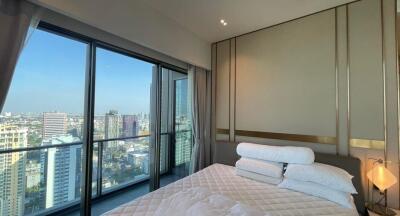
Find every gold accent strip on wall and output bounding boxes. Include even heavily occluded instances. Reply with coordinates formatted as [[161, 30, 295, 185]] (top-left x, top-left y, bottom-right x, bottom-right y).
[[335, 7, 339, 154], [346, 4, 351, 156], [216, 128, 230, 134], [380, 0, 388, 163], [234, 37, 237, 142], [395, 0, 400, 208], [235, 130, 336, 145], [350, 138, 385, 150], [229, 40, 231, 141]]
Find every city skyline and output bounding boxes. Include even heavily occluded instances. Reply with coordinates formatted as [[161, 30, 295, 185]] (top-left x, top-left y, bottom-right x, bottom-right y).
[[0, 109, 157, 215]]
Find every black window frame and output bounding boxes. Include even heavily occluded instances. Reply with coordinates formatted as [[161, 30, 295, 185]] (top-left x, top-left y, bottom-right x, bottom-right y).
[[0, 21, 188, 216]]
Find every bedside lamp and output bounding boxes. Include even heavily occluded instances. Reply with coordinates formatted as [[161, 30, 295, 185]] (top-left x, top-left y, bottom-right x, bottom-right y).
[[366, 159, 397, 216]]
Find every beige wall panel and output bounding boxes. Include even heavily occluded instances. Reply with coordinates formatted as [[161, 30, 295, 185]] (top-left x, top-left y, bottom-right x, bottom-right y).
[[382, 0, 399, 208], [337, 6, 349, 156], [348, 0, 384, 140], [230, 39, 236, 141], [235, 10, 336, 137], [216, 40, 230, 131], [211, 43, 217, 161]]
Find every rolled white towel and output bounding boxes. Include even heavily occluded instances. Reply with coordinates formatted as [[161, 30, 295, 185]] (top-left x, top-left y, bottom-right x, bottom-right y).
[[235, 158, 283, 178], [236, 168, 282, 185], [236, 142, 314, 164]]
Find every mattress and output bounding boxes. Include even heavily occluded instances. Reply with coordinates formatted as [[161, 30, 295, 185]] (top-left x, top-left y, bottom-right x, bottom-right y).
[[103, 164, 358, 216]]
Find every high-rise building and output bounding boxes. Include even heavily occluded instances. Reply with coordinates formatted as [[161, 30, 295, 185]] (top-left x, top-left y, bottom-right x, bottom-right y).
[[26, 161, 41, 189], [43, 112, 67, 139], [174, 130, 192, 166], [175, 79, 189, 119], [105, 110, 119, 139], [40, 135, 81, 209], [104, 110, 120, 153], [0, 124, 27, 216], [127, 151, 149, 175], [122, 115, 138, 137], [174, 79, 192, 166]]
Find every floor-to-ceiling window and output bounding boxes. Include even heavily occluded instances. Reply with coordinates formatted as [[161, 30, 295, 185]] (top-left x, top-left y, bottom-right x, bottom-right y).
[[160, 69, 192, 183], [173, 77, 192, 178], [0, 23, 192, 215], [93, 47, 154, 194], [0, 28, 87, 215]]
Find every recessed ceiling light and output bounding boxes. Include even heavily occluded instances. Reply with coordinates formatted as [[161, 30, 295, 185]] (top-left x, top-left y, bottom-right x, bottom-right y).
[[220, 19, 227, 26]]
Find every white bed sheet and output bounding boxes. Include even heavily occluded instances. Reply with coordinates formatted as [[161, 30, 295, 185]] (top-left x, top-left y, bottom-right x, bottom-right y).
[[103, 164, 358, 216]]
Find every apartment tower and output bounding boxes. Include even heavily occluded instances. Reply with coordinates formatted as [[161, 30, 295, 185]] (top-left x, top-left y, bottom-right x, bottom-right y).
[[122, 115, 138, 137], [42, 112, 67, 140], [0, 124, 27, 216]]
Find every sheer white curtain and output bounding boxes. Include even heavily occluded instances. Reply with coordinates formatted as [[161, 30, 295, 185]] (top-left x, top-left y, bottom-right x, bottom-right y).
[[0, 0, 39, 112], [188, 65, 212, 173]]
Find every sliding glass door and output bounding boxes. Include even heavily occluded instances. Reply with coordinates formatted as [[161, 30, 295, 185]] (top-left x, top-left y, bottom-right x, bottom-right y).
[[173, 77, 192, 178], [91, 49, 192, 203], [159, 69, 192, 186], [93, 47, 155, 195]]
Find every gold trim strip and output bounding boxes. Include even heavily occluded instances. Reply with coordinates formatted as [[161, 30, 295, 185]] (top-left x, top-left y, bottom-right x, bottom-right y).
[[395, 0, 400, 208], [346, 4, 351, 156], [229, 40, 231, 141], [235, 130, 336, 145], [335, 7, 339, 154], [216, 128, 230, 135], [350, 138, 385, 150], [380, 0, 387, 163], [234, 37, 237, 142]]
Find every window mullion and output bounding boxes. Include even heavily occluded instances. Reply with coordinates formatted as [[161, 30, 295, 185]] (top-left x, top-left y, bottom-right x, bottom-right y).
[[81, 41, 97, 216]]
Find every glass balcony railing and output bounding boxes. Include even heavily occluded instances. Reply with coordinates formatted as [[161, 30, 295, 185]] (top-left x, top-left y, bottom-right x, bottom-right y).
[[174, 130, 193, 166], [98, 136, 150, 193], [0, 130, 192, 216], [0, 134, 154, 216], [0, 143, 82, 216]]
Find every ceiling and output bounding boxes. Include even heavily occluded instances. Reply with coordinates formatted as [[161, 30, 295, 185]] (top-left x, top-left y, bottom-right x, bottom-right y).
[[142, 0, 356, 42], [31, 0, 358, 68]]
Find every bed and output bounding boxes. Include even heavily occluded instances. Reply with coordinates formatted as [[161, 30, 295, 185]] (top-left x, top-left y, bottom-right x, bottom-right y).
[[103, 142, 365, 216]]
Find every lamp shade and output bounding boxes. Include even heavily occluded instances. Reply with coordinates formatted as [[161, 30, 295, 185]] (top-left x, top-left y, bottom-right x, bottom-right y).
[[367, 164, 397, 192]]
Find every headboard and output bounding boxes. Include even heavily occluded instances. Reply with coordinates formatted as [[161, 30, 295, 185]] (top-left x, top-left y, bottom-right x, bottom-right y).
[[214, 141, 366, 215]]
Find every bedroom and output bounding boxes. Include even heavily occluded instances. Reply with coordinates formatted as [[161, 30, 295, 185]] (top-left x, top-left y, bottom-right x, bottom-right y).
[[0, 0, 399, 215]]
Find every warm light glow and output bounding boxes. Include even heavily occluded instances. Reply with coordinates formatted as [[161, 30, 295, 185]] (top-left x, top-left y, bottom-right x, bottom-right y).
[[220, 19, 227, 26], [367, 164, 397, 192]]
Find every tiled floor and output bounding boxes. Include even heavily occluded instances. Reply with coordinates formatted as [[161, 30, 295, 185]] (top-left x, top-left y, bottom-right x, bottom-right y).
[[65, 173, 183, 216]]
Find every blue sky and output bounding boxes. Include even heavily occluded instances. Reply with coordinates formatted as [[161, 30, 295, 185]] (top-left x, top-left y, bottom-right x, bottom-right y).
[[2, 29, 154, 115]]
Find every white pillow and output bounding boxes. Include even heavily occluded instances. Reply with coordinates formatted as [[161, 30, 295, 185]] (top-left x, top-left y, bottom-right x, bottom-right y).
[[236, 143, 314, 164], [284, 163, 357, 194], [235, 158, 283, 178], [278, 178, 355, 209], [236, 168, 282, 185]]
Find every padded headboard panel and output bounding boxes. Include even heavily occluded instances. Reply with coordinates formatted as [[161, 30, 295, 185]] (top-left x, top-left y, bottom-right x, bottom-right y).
[[214, 141, 366, 215]]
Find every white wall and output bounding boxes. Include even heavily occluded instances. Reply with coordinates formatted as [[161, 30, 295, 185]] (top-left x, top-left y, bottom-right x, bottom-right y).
[[30, 0, 211, 69]]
